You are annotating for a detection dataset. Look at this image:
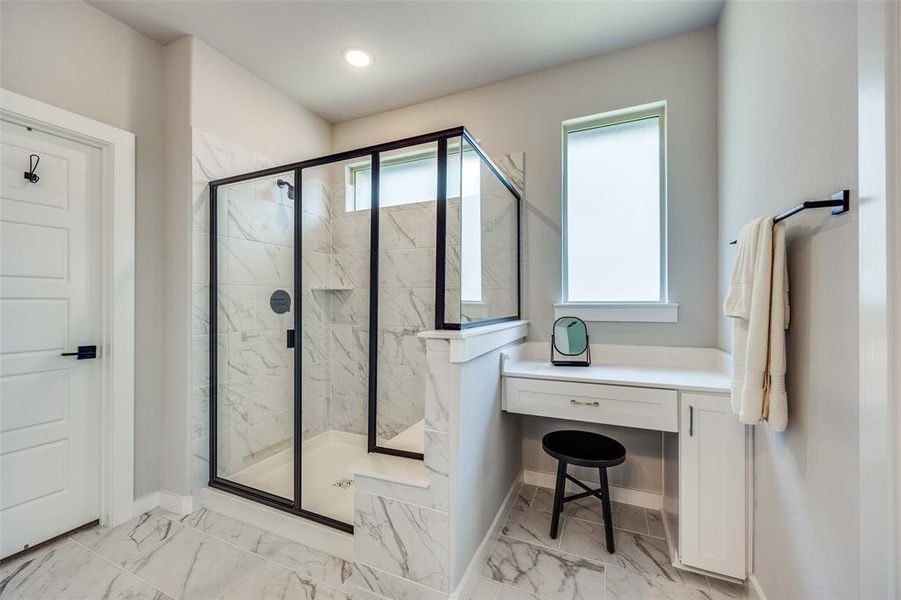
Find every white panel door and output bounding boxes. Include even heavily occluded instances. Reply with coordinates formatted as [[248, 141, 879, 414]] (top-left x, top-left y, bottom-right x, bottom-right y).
[[0, 120, 101, 559], [679, 392, 747, 578]]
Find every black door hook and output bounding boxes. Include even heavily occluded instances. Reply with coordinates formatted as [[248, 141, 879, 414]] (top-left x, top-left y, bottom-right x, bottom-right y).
[[24, 154, 40, 183]]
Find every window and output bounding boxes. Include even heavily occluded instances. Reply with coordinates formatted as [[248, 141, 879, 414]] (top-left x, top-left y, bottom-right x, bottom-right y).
[[560, 104, 673, 321], [346, 145, 482, 301]]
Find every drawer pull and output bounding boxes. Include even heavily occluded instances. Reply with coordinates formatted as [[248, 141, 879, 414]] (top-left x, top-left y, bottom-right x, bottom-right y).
[[570, 399, 599, 408]]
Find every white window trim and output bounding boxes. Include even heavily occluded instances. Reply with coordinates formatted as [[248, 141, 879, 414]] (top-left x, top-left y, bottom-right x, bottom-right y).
[[554, 302, 678, 323], [559, 102, 671, 323]]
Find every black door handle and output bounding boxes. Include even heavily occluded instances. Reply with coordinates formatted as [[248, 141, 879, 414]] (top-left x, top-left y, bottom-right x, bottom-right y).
[[61, 345, 97, 360]]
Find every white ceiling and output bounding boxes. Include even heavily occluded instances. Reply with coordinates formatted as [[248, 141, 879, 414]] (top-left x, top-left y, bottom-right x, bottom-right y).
[[91, 1, 723, 123]]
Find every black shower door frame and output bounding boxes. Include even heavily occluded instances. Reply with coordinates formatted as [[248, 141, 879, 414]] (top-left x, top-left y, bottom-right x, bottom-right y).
[[207, 127, 521, 532]]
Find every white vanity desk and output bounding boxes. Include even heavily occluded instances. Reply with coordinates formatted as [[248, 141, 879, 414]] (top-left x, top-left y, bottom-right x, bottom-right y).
[[501, 343, 749, 581]]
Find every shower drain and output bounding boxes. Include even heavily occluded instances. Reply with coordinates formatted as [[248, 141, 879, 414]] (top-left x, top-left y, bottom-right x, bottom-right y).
[[333, 478, 354, 489]]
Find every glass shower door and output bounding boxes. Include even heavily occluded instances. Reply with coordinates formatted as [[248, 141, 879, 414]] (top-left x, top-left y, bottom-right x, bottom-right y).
[[211, 170, 297, 503], [298, 156, 372, 526]]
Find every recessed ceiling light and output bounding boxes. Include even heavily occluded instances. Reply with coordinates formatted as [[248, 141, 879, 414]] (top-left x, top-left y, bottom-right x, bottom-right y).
[[343, 48, 373, 68]]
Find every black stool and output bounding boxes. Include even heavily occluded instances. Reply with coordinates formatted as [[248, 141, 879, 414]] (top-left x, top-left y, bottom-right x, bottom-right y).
[[542, 430, 626, 553]]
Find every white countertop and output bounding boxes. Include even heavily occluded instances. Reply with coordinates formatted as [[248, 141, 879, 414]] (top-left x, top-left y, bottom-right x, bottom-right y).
[[502, 359, 730, 394]]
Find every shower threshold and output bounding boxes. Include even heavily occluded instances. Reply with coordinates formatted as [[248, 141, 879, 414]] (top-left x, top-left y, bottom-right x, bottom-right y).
[[226, 422, 424, 526]]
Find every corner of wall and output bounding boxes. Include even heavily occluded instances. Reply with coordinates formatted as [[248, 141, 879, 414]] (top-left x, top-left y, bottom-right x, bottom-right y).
[[160, 34, 195, 495]]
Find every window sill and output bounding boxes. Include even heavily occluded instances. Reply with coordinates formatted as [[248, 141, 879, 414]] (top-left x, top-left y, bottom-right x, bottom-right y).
[[554, 302, 679, 323]]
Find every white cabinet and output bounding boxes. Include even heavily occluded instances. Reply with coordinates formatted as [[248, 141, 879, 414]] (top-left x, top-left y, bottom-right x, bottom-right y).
[[504, 377, 679, 432], [678, 393, 747, 579]]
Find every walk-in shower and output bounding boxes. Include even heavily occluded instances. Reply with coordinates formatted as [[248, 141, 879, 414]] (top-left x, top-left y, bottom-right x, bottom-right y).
[[207, 127, 521, 532]]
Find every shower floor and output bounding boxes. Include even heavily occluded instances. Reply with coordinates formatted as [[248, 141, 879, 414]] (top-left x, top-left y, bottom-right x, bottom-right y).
[[227, 422, 424, 526]]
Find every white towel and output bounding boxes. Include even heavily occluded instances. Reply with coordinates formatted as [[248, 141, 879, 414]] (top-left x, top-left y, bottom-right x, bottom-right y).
[[724, 217, 771, 420], [724, 216, 790, 429], [765, 223, 789, 431]]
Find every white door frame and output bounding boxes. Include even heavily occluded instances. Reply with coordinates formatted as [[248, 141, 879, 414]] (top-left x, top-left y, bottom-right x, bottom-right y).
[[1, 88, 136, 528], [857, 2, 900, 598]]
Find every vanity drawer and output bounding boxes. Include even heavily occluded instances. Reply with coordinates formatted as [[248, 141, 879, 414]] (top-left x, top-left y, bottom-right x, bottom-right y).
[[503, 377, 678, 432]]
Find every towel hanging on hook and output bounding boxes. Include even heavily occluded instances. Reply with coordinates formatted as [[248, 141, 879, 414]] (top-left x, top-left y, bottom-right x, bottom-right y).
[[24, 154, 40, 184]]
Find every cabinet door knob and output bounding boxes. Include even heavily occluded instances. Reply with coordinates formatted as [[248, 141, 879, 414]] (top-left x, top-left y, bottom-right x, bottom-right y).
[[689, 405, 694, 436]]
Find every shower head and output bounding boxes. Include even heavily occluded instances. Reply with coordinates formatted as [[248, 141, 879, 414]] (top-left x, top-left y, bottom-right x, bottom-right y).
[[276, 178, 295, 200]]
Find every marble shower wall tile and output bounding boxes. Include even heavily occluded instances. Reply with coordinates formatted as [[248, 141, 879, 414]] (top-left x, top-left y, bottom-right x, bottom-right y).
[[494, 152, 525, 197], [378, 288, 434, 328], [227, 188, 294, 247], [378, 206, 433, 251], [220, 237, 293, 288], [330, 390, 368, 435], [424, 341, 451, 433], [376, 363, 426, 441], [331, 289, 370, 325], [193, 129, 271, 182], [354, 491, 449, 592], [379, 247, 436, 289], [378, 326, 426, 368]]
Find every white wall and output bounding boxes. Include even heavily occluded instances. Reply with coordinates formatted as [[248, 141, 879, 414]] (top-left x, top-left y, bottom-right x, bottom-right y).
[[333, 27, 719, 348], [190, 39, 331, 164], [0, 0, 165, 497], [717, 2, 859, 598], [161, 36, 194, 496]]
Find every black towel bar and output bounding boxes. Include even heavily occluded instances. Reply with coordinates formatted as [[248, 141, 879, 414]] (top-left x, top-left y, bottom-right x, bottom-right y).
[[729, 189, 850, 245]]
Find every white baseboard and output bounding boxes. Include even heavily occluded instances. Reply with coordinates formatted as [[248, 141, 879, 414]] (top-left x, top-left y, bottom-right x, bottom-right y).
[[201, 486, 353, 562], [131, 491, 160, 518], [523, 469, 663, 510], [449, 474, 523, 600], [158, 490, 194, 516], [748, 574, 767, 600]]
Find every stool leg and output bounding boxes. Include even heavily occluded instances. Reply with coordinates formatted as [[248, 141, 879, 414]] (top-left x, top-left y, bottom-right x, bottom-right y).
[[599, 467, 615, 553], [549, 460, 566, 539]]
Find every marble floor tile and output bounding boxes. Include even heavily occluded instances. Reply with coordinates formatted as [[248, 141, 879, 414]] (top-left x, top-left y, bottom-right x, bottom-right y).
[[605, 565, 721, 600], [501, 505, 564, 549], [646, 509, 667, 539], [708, 577, 752, 599], [496, 584, 549, 600], [218, 560, 350, 600], [0, 534, 72, 581], [72, 512, 271, 599], [531, 488, 649, 535], [517, 485, 538, 508], [0, 539, 169, 600], [161, 508, 352, 588], [482, 536, 605, 600], [560, 518, 709, 591], [468, 576, 501, 600]]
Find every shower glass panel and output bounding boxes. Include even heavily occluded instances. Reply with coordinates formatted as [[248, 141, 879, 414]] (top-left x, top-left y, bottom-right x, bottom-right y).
[[299, 157, 372, 525], [373, 142, 438, 456], [444, 136, 520, 326], [212, 170, 296, 503]]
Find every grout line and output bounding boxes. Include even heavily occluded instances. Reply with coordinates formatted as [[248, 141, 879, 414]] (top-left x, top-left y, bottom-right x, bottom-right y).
[[67, 535, 175, 600], [487, 577, 501, 600], [603, 559, 608, 600]]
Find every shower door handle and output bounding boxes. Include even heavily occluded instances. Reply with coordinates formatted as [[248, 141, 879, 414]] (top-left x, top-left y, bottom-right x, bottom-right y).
[[286, 329, 295, 348]]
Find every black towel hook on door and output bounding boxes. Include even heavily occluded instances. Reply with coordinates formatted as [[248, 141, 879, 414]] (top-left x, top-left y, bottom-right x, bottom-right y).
[[24, 154, 40, 183]]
